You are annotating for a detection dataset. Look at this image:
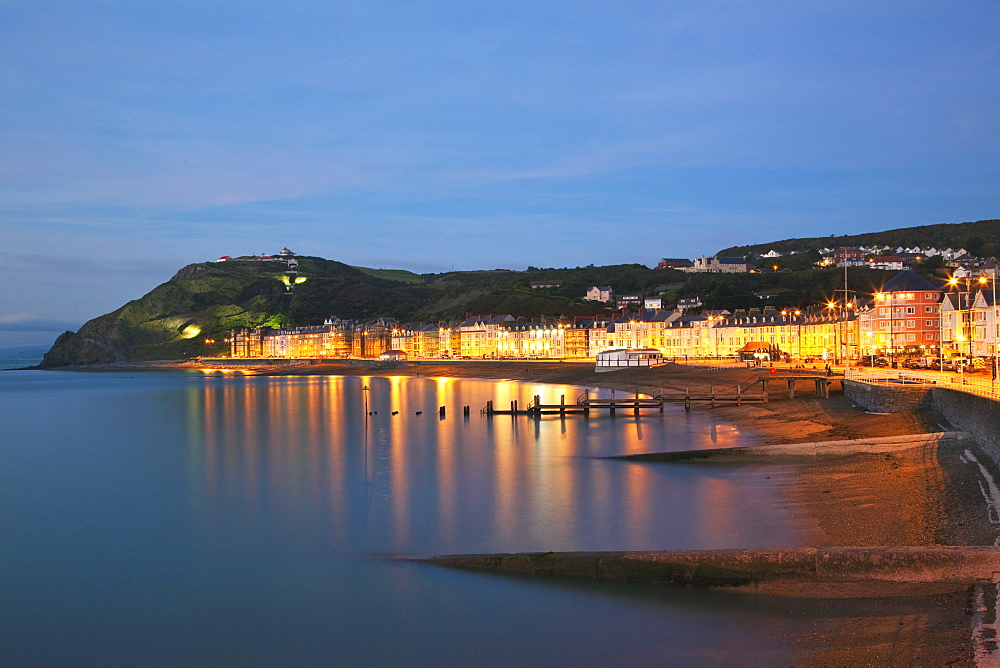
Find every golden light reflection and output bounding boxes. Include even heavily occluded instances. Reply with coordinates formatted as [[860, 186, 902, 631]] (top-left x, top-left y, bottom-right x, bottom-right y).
[[189, 376, 782, 554]]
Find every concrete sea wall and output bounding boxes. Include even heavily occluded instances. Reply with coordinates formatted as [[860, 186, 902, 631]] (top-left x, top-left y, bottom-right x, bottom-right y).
[[844, 381, 1000, 460], [930, 388, 1000, 460], [842, 379, 932, 413]]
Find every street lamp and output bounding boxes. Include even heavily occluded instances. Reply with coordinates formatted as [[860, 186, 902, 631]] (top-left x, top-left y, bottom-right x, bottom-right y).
[[948, 274, 980, 365], [781, 309, 801, 363], [968, 271, 998, 387], [825, 301, 839, 365]]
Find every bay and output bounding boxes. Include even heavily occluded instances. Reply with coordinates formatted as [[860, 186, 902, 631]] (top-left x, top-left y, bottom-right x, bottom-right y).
[[1, 370, 813, 665]]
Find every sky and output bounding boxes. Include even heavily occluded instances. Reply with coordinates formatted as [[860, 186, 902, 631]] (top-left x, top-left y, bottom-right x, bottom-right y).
[[2, 1, 998, 348]]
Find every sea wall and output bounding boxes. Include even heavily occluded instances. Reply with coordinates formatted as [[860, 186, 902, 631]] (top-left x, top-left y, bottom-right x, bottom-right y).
[[843, 379, 932, 413], [843, 381, 1000, 461], [930, 388, 1000, 460]]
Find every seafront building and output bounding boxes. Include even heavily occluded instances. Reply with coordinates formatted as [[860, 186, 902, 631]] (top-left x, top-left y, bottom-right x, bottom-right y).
[[226, 270, 999, 364]]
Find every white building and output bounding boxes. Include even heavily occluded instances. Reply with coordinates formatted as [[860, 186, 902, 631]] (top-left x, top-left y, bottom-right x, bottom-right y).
[[595, 348, 665, 372]]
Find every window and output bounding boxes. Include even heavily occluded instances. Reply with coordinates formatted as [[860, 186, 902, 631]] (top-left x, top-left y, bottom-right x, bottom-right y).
[[926, 320, 935, 327], [906, 307, 915, 314], [926, 293, 933, 299], [907, 333, 916, 342], [906, 320, 915, 328], [925, 306, 932, 313]]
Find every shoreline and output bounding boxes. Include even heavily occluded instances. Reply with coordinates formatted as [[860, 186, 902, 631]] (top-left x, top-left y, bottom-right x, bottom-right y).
[[33, 358, 998, 663]]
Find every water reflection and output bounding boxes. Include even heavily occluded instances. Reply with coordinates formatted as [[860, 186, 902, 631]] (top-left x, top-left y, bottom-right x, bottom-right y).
[[188, 375, 801, 555], [0, 370, 822, 665]]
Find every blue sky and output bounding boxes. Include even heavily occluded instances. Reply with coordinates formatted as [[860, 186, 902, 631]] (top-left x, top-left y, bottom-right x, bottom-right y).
[[2, 1, 998, 348]]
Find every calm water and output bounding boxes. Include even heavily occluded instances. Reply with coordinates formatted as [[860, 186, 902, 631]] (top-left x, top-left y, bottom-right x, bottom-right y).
[[2, 369, 815, 665]]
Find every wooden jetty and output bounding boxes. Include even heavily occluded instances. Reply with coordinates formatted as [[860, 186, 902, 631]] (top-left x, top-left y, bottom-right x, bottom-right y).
[[483, 389, 663, 416], [654, 378, 767, 411], [481, 374, 832, 417], [761, 374, 833, 399]]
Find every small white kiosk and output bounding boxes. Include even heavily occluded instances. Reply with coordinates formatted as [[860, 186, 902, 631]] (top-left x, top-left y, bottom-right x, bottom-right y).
[[595, 348, 665, 372]]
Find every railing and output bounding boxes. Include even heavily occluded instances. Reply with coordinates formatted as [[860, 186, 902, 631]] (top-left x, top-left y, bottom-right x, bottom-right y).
[[845, 367, 1000, 400]]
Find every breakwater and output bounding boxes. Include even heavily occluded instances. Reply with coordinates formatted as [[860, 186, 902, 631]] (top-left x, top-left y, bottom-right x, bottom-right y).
[[413, 546, 1000, 594], [607, 431, 970, 461]]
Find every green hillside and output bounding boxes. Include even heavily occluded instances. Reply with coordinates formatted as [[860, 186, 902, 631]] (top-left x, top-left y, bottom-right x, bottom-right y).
[[40, 218, 993, 367], [717, 218, 1000, 259], [351, 266, 424, 284]]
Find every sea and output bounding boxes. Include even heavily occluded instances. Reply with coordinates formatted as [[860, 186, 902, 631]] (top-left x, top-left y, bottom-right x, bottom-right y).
[[1, 362, 822, 665]]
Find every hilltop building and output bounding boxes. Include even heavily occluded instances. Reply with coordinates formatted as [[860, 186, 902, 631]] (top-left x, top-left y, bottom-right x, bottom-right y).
[[685, 256, 748, 273]]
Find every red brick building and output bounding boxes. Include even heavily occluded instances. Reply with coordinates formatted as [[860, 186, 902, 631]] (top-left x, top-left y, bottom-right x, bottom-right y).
[[858, 270, 944, 357]]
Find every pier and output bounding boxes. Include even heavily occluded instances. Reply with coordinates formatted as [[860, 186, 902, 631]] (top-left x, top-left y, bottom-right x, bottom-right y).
[[482, 389, 661, 416], [479, 379, 810, 417]]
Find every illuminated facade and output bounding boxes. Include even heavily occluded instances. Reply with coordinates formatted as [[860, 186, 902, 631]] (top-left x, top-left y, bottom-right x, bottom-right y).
[[858, 271, 943, 357], [458, 314, 516, 358], [223, 271, 977, 363]]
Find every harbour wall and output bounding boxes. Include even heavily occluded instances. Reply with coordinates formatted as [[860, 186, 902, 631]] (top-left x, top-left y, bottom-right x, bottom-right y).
[[841, 379, 932, 413], [843, 380, 1000, 460]]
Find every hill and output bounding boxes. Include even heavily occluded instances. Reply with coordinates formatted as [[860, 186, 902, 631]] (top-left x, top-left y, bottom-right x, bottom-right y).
[[39, 260, 943, 367], [39, 259, 668, 367], [716, 218, 1000, 259]]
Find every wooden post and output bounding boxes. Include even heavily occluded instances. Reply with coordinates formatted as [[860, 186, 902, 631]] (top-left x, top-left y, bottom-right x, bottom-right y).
[[684, 385, 691, 412], [463, 405, 470, 417], [710, 385, 715, 408], [560, 394, 565, 415], [737, 384, 742, 406], [439, 405, 446, 418], [762, 379, 769, 404], [534, 394, 541, 414], [634, 389, 640, 416], [788, 378, 795, 400]]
